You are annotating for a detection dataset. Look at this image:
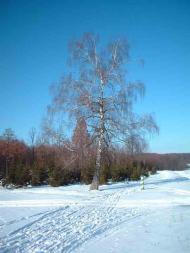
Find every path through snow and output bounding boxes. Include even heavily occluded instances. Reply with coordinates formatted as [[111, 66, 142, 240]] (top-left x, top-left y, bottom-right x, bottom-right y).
[[0, 170, 190, 252]]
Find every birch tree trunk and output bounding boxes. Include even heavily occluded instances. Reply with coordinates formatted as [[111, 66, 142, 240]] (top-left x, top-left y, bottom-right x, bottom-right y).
[[90, 92, 104, 190], [90, 130, 103, 190]]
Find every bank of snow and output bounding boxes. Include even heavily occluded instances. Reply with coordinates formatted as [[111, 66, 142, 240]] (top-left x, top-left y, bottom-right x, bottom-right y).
[[0, 170, 190, 252]]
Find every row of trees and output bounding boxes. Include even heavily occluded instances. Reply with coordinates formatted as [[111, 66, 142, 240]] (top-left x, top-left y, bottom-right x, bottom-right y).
[[0, 124, 145, 187], [0, 126, 189, 188], [0, 123, 149, 187]]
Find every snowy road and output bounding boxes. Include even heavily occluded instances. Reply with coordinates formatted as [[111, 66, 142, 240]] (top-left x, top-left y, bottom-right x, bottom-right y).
[[0, 170, 190, 252]]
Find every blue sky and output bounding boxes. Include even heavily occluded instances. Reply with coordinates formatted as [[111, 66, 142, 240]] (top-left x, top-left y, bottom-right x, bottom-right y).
[[0, 0, 190, 153]]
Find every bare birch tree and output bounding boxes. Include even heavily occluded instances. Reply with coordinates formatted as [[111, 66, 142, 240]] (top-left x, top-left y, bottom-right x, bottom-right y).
[[49, 33, 158, 190]]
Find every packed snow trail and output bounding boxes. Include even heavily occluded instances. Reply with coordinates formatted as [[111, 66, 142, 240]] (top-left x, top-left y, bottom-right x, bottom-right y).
[[0, 170, 190, 252], [0, 188, 145, 252]]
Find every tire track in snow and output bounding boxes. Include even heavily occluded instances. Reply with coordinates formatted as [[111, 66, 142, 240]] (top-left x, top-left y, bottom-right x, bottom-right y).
[[65, 188, 142, 253], [0, 209, 57, 228], [0, 188, 145, 253]]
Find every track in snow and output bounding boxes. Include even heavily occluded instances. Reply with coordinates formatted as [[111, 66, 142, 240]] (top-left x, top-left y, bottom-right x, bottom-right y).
[[1, 170, 189, 253], [0, 188, 144, 253]]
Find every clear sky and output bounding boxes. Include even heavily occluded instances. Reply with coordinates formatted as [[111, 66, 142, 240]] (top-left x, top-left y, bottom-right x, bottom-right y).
[[0, 0, 190, 153]]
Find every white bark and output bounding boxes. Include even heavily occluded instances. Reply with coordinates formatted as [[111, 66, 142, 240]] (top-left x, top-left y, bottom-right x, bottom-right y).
[[90, 85, 104, 190]]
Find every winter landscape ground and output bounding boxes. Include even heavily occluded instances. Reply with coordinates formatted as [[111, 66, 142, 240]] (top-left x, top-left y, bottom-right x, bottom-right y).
[[0, 170, 190, 253]]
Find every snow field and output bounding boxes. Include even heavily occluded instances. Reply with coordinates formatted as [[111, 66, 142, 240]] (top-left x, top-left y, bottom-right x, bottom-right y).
[[0, 170, 190, 252]]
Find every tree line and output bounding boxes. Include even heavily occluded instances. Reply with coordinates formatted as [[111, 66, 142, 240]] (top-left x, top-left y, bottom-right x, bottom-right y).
[[0, 126, 189, 188]]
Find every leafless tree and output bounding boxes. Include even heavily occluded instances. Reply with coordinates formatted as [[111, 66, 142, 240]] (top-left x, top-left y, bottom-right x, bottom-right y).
[[39, 116, 66, 147], [29, 128, 36, 146], [28, 127, 37, 166], [49, 33, 158, 190], [1, 128, 16, 180], [125, 133, 148, 156]]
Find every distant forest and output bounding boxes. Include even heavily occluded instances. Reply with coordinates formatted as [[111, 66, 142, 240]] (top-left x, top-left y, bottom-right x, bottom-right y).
[[0, 127, 189, 188]]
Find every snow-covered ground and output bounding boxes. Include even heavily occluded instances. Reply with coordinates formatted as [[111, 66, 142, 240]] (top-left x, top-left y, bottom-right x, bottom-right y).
[[0, 170, 190, 253]]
